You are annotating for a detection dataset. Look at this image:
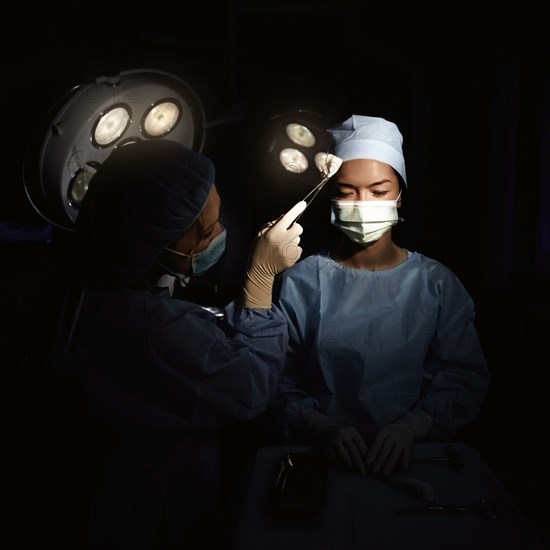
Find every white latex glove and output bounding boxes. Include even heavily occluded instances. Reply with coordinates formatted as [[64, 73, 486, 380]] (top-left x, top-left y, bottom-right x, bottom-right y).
[[366, 409, 433, 476], [243, 201, 307, 308], [300, 409, 368, 476]]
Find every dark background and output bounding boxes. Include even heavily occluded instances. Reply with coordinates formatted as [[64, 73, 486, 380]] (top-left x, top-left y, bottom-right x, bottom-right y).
[[2, 2, 549, 547]]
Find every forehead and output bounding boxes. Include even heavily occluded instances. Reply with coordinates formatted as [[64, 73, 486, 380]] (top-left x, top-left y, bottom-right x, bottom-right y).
[[335, 159, 397, 185]]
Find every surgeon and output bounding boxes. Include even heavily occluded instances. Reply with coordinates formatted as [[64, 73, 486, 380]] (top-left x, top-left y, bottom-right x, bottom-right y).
[[267, 114, 490, 478], [46, 139, 306, 549]]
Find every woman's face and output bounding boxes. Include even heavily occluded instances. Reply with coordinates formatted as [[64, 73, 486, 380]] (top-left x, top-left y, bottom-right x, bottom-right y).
[[164, 184, 223, 274], [332, 159, 401, 202], [187, 184, 223, 254]]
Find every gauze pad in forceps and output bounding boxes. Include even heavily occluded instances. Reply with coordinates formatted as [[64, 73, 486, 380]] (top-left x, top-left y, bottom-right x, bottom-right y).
[[287, 153, 343, 228]]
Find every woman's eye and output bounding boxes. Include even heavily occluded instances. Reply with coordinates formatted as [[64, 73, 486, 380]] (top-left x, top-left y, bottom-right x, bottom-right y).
[[372, 191, 389, 197]]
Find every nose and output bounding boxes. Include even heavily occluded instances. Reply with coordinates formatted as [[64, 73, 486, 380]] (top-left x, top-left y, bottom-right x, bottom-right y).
[[357, 189, 370, 201]]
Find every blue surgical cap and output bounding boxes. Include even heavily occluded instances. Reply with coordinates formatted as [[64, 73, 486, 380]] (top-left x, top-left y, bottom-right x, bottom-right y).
[[327, 115, 407, 186], [75, 139, 215, 285]]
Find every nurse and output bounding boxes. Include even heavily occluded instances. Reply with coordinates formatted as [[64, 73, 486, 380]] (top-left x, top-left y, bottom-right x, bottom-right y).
[[47, 139, 306, 548], [269, 115, 490, 478]]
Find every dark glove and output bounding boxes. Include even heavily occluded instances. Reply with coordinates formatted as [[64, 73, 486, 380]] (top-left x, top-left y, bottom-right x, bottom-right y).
[[366, 409, 433, 476], [300, 409, 368, 476]]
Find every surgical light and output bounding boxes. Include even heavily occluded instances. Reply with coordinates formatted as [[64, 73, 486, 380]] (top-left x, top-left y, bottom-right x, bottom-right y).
[[92, 105, 131, 147], [286, 123, 315, 147], [142, 100, 181, 137], [280, 148, 308, 173], [261, 110, 332, 189], [69, 163, 99, 206], [23, 68, 206, 230]]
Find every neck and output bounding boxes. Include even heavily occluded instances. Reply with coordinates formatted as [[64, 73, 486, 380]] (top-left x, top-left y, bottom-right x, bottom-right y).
[[330, 232, 406, 271]]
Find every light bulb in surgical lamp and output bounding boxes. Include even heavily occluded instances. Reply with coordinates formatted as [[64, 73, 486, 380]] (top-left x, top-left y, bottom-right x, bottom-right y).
[[280, 148, 308, 174], [286, 123, 315, 147], [143, 100, 181, 137], [69, 163, 99, 206], [92, 105, 131, 147]]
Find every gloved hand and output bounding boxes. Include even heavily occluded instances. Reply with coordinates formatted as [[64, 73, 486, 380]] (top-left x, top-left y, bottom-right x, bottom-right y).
[[243, 201, 307, 308], [366, 409, 433, 476], [300, 408, 368, 476]]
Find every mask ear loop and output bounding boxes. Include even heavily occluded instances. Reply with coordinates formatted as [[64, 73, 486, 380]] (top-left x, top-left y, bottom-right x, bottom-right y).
[[396, 190, 404, 223], [165, 247, 192, 258], [162, 246, 194, 279], [165, 216, 214, 260]]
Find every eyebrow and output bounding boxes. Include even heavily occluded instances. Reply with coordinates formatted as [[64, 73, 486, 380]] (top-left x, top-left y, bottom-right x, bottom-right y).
[[335, 180, 392, 187]]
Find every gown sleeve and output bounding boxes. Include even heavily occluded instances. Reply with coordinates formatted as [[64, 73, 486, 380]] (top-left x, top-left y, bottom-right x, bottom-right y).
[[415, 270, 491, 439], [51, 287, 293, 435], [265, 269, 320, 443], [149, 299, 291, 429]]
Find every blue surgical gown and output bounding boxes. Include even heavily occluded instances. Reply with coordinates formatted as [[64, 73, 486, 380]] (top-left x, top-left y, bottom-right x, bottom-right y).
[[271, 249, 490, 444], [48, 283, 288, 548]]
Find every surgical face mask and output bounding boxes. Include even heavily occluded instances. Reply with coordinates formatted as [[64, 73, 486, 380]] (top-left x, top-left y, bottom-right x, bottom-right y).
[[331, 193, 401, 245], [166, 225, 227, 277]]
